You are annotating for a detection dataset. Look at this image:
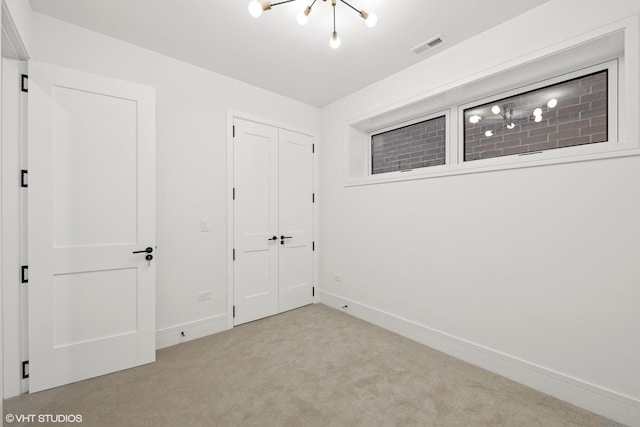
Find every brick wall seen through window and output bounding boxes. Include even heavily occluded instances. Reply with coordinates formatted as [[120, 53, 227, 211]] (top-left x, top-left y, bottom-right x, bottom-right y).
[[371, 116, 446, 174], [464, 70, 608, 161]]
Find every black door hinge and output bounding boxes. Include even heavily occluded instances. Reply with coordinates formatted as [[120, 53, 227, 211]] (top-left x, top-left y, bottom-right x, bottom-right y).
[[312, 193, 315, 203], [21, 266, 28, 283], [21, 74, 28, 93], [233, 188, 235, 200], [22, 361, 29, 379], [232, 125, 235, 138], [312, 241, 315, 251], [233, 306, 236, 318], [21, 170, 28, 188], [233, 249, 236, 261], [312, 144, 315, 153], [312, 286, 315, 297]]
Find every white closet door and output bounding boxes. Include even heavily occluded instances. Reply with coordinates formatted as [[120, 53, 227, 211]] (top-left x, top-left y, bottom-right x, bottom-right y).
[[28, 62, 156, 392], [233, 118, 280, 325], [278, 129, 314, 312]]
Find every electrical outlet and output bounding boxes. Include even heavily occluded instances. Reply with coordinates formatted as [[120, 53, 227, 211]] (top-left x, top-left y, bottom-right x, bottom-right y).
[[334, 273, 342, 282], [200, 219, 210, 232], [197, 291, 211, 301]]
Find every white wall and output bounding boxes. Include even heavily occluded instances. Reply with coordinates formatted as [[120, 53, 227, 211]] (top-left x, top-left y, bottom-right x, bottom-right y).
[[3, 0, 31, 54], [318, 0, 640, 425], [26, 13, 320, 345]]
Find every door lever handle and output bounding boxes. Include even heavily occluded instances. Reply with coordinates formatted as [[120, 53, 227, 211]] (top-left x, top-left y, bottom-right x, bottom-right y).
[[268, 236, 278, 241], [133, 247, 153, 254], [280, 235, 293, 245]]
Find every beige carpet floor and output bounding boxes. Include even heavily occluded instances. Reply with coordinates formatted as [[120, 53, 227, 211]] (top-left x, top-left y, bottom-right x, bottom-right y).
[[4, 304, 622, 426]]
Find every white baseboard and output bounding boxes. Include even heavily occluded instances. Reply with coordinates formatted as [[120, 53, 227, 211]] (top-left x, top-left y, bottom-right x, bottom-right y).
[[156, 314, 228, 350], [318, 290, 640, 427]]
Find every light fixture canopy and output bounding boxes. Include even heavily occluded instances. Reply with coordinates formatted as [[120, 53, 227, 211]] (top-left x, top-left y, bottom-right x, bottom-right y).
[[248, 0, 377, 48]]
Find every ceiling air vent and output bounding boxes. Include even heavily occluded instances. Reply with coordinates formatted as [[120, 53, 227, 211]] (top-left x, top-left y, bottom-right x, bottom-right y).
[[411, 35, 444, 55]]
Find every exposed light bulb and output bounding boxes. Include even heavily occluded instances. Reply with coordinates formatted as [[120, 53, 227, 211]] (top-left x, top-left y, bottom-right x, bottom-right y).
[[330, 32, 341, 49], [485, 130, 494, 137], [297, 11, 308, 25], [491, 105, 501, 115], [469, 115, 481, 124], [507, 122, 516, 129], [365, 12, 378, 28], [248, 1, 263, 17], [297, 6, 312, 25], [535, 115, 543, 123], [547, 98, 558, 108], [533, 107, 543, 117]]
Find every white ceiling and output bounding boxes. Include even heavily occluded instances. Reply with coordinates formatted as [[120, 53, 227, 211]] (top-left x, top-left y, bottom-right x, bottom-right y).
[[29, 0, 549, 107]]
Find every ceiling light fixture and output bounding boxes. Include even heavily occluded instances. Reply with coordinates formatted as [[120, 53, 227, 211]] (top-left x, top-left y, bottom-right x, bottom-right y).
[[469, 98, 559, 138], [248, 0, 377, 49]]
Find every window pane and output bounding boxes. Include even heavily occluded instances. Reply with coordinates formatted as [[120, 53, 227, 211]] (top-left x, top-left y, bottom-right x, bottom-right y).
[[464, 70, 608, 161], [371, 116, 446, 174]]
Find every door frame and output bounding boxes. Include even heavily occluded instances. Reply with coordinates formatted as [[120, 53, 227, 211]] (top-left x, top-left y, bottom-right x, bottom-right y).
[[226, 111, 318, 329], [1, 58, 29, 398], [2, 0, 31, 401]]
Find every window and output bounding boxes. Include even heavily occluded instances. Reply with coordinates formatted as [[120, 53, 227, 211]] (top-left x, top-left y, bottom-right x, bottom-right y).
[[463, 69, 609, 161], [370, 115, 446, 174], [345, 25, 634, 187]]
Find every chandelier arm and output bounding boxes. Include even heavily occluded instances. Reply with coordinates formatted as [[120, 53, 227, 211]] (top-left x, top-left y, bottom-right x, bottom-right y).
[[491, 103, 548, 116], [338, 0, 361, 14], [483, 106, 546, 120], [333, 2, 336, 32], [271, 0, 297, 6]]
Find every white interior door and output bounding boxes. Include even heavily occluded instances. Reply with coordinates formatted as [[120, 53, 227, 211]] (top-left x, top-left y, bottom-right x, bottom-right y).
[[28, 61, 156, 392], [278, 129, 314, 312], [233, 118, 279, 325], [233, 118, 314, 325]]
